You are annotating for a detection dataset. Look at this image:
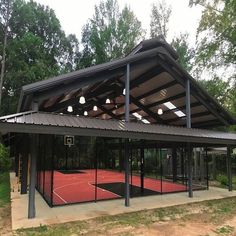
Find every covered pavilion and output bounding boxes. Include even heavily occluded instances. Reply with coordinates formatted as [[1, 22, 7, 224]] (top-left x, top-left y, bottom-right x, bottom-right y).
[[0, 37, 236, 219]]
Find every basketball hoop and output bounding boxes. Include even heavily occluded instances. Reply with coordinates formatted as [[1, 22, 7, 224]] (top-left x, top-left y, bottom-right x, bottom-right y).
[[64, 135, 74, 147]]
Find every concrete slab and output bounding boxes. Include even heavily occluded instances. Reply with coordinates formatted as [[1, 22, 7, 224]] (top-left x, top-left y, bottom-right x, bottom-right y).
[[10, 172, 236, 230]]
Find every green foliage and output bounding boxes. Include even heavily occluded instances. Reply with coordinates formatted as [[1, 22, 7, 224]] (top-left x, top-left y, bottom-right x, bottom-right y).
[[190, 0, 236, 74], [216, 174, 228, 186], [171, 33, 194, 72], [0, 171, 10, 206], [215, 225, 234, 235], [0, 143, 10, 171], [150, 0, 172, 38], [150, 2, 194, 73], [80, 0, 144, 68], [198, 77, 231, 108], [197, 76, 236, 131], [0, 0, 80, 115]]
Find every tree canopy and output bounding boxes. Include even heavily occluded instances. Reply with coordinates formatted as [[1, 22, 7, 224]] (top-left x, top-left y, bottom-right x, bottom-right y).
[[190, 0, 236, 77], [150, 0, 172, 38], [190, 0, 236, 129], [80, 0, 144, 68], [0, 0, 80, 114]]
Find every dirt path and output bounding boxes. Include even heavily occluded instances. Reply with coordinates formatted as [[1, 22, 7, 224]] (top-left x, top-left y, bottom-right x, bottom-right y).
[[0, 204, 12, 236]]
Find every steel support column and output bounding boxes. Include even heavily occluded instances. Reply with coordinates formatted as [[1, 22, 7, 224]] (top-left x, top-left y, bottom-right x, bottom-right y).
[[172, 146, 177, 182], [187, 144, 193, 197], [28, 134, 38, 219], [186, 79, 193, 198], [140, 145, 144, 192], [186, 80, 191, 129], [227, 146, 233, 192], [21, 138, 28, 194], [124, 64, 130, 207]]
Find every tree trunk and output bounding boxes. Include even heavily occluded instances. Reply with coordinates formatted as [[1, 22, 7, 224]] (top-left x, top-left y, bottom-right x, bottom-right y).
[[0, 0, 11, 113]]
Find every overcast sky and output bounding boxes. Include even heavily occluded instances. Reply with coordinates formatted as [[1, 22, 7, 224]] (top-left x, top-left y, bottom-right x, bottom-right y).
[[33, 0, 203, 46]]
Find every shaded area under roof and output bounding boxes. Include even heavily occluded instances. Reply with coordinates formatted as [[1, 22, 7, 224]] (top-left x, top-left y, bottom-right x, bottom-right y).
[[0, 111, 236, 146], [17, 38, 236, 129]]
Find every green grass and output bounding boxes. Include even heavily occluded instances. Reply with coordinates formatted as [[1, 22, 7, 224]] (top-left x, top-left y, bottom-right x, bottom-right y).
[[0, 171, 10, 207], [14, 196, 236, 235], [215, 225, 234, 235]]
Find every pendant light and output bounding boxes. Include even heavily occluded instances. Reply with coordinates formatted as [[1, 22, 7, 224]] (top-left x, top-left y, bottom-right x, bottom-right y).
[[79, 96, 86, 104], [106, 98, 111, 104], [157, 108, 163, 115], [93, 105, 98, 111], [67, 106, 73, 113], [84, 111, 88, 116]]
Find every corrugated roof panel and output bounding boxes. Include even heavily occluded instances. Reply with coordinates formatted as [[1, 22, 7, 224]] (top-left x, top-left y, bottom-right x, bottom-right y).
[[0, 112, 236, 145]]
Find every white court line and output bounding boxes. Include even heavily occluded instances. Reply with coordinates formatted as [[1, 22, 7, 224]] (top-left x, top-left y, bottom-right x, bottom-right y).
[[88, 182, 121, 198], [53, 170, 123, 202], [53, 190, 68, 204]]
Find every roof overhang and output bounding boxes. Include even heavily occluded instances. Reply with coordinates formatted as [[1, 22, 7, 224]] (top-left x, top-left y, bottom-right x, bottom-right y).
[[1, 111, 236, 146]]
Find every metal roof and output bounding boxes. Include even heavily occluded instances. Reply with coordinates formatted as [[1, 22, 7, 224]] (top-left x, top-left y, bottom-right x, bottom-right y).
[[0, 111, 236, 145], [17, 38, 236, 128]]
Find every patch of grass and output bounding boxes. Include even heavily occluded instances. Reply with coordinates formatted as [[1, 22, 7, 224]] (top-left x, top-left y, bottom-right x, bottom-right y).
[[15, 197, 236, 236], [215, 225, 234, 235], [0, 172, 10, 207], [95, 210, 154, 227], [16, 221, 88, 236]]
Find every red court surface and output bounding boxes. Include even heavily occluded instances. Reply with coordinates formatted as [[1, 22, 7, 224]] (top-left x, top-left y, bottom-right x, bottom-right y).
[[51, 169, 188, 205]]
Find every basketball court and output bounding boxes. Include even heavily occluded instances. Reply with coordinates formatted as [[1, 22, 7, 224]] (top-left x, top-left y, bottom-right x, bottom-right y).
[[52, 169, 186, 205], [33, 135, 208, 207]]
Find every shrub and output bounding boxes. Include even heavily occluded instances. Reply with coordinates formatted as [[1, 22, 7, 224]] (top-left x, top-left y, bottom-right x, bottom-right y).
[[0, 143, 10, 172], [216, 174, 228, 186]]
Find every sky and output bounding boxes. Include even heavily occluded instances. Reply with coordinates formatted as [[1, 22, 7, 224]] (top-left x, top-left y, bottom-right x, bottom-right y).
[[33, 0, 203, 46]]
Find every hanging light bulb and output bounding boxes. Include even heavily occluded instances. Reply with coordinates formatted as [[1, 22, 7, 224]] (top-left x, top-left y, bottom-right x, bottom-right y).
[[123, 88, 126, 95], [84, 111, 88, 116], [106, 98, 111, 104], [157, 108, 163, 115], [93, 105, 98, 111], [67, 106, 73, 113], [79, 96, 86, 104]]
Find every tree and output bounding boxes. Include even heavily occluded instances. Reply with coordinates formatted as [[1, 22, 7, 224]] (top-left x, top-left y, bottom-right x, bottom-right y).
[[189, 0, 236, 75], [80, 0, 144, 68], [0, 0, 13, 113], [190, 0, 236, 130], [150, 0, 172, 38], [198, 77, 231, 108], [0, 0, 80, 115], [171, 33, 194, 72]]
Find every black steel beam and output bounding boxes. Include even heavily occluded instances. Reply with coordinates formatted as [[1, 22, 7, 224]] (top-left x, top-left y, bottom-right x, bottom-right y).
[[130, 96, 166, 124], [146, 92, 186, 109], [227, 146, 233, 191], [35, 69, 125, 103], [164, 102, 201, 115], [125, 64, 130, 207], [97, 104, 118, 120], [156, 56, 229, 126], [28, 134, 38, 219], [191, 119, 221, 128], [130, 67, 164, 89], [186, 79, 191, 128], [187, 143, 193, 197], [166, 111, 211, 124], [116, 92, 185, 119], [137, 80, 177, 100]]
